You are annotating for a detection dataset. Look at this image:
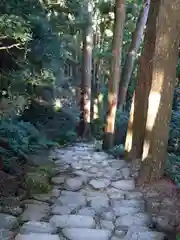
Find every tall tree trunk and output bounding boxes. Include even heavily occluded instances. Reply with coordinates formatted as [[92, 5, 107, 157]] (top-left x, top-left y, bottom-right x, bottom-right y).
[[102, 0, 125, 150], [78, 21, 93, 138], [137, 0, 180, 184], [126, 0, 180, 184], [91, 31, 101, 121], [118, 0, 150, 110], [125, 0, 158, 160]]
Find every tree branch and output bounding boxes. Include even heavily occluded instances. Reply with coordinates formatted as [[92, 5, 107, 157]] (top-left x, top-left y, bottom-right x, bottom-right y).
[[0, 43, 23, 50]]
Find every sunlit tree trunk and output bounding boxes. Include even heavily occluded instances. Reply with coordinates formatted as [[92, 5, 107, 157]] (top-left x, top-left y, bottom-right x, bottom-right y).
[[102, 0, 125, 150], [126, 0, 180, 184], [78, 19, 93, 138], [125, 0, 158, 160], [91, 30, 101, 121], [118, 0, 150, 110]]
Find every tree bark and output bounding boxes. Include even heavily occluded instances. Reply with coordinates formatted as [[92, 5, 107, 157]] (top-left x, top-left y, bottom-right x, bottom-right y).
[[126, 0, 180, 184], [91, 31, 101, 121], [118, 0, 150, 110], [125, 0, 161, 160], [102, 0, 125, 150], [78, 21, 93, 138], [137, 0, 180, 185]]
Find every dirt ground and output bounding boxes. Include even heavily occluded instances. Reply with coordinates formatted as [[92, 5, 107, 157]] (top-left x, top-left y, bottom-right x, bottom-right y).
[[140, 177, 180, 239]]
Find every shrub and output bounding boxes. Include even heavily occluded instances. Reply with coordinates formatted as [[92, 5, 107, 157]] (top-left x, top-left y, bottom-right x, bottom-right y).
[[0, 119, 55, 172], [91, 118, 105, 140], [108, 144, 125, 158], [114, 111, 129, 145], [165, 153, 180, 185], [168, 111, 180, 154], [56, 130, 77, 146], [21, 102, 78, 145]]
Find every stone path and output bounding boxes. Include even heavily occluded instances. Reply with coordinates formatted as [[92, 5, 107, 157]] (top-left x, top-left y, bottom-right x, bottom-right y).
[[0, 143, 166, 239]]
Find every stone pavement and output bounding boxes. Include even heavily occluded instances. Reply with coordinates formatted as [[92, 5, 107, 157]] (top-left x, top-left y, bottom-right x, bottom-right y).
[[0, 143, 166, 239]]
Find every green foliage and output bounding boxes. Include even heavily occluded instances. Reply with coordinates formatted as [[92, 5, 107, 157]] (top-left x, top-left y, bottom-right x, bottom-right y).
[[176, 235, 180, 240], [0, 119, 55, 171], [108, 144, 125, 158], [25, 167, 52, 194], [0, 0, 66, 99], [56, 130, 77, 146], [166, 110, 180, 185], [0, 14, 32, 43], [165, 153, 180, 185], [91, 118, 105, 140], [168, 111, 180, 154]]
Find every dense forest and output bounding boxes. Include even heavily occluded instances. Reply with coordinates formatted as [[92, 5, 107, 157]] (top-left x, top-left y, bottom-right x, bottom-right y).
[[0, 0, 180, 238]]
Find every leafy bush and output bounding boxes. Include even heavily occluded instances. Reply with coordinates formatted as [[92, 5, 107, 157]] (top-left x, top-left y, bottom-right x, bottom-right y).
[[21, 102, 78, 143], [168, 111, 180, 154], [56, 130, 77, 146], [0, 119, 55, 171], [114, 111, 129, 145], [91, 118, 105, 140], [108, 144, 125, 158], [165, 153, 180, 185]]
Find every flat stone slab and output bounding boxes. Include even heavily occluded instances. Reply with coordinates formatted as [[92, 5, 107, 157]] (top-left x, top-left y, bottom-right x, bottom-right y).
[[113, 206, 140, 217], [111, 180, 135, 190], [125, 192, 143, 200], [55, 193, 86, 208], [20, 221, 56, 234], [15, 234, 60, 240], [20, 204, 50, 222], [51, 176, 65, 185], [51, 205, 75, 215], [101, 210, 115, 221], [64, 177, 84, 190], [2, 206, 23, 217], [124, 225, 165, 240], [32, 193, 52, 202], [90, 197, 109, 213], [78, 207, 96, 217], [0, 213, 18, 229], [49, 215, 96, 228], [115, 213, 151, 228], [0, 229, 14, 240], [62, 228, 111, 240], [129, 231, 165, 240], [100, 220, 114, 231], [89, 179, 110, 189]]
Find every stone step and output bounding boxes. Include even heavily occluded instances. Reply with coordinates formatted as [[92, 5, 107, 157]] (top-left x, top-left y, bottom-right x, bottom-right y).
[[62, 228, 111, 240], [15, 234, 60, 240], [19, 221, 57, 234], [49, 215, 96, 229]]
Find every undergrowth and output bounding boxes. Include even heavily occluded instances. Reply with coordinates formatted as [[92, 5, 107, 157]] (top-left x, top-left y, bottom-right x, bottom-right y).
[[165, 153, 180, 186], [0, 119, 56, 172]]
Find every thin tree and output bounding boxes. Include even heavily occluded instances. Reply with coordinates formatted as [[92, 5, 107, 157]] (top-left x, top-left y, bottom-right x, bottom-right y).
[[102, 0, 125, 150], [78, 7, 93, 138], [118, 0, 150, 110]]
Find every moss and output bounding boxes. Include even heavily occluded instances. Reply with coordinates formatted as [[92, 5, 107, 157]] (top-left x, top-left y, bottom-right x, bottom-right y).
[[38, 163, 56, 178], [24, 164, 54, 194]]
